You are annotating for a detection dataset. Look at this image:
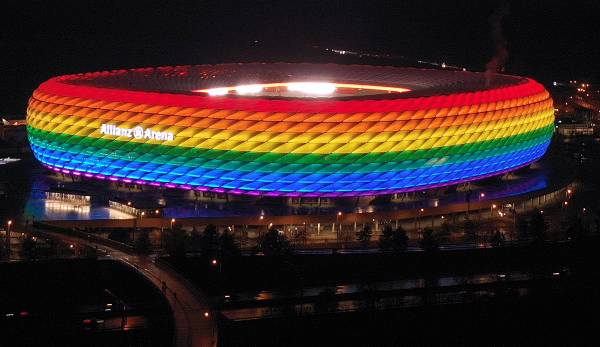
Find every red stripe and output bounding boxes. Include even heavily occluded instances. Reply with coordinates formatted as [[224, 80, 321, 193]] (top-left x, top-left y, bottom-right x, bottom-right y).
[[37, 74, 547, 113]]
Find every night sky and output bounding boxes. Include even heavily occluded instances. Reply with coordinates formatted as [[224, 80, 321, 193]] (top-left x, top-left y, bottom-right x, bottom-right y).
[[2, 0, 599, 115]]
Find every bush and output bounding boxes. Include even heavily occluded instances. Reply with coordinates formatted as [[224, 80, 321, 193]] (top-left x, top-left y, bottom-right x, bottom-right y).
[[356, 225, 373, 248], [420, 227, 439, 252], [256, 227, 291, 257], [164, 228, 188, 258], [490, 229, 506, 246], [21, 235, 38, 260], [379, 225, 408, 252], [529, 211, 547, 242]]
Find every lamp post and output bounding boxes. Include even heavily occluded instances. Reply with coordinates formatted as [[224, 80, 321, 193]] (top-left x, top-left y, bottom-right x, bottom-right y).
[[6, 220, 12, 261], [135, 211, 145, 243], [465, 187, 472, 220], [336, 212, 342, 248]]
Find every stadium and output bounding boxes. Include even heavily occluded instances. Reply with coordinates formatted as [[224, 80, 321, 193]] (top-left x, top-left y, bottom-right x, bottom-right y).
[[26, 63, 554, 197]]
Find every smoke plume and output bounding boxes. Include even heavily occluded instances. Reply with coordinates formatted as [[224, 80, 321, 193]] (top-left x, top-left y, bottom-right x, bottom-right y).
[[485, 3, 510, 87]]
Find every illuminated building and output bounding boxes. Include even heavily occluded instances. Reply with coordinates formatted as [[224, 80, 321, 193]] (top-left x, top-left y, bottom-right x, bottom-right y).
[[26, 63, 554, 197]]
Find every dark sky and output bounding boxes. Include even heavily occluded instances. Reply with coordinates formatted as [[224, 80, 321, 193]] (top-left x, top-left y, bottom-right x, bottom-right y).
[[2, 0, 599, 115]]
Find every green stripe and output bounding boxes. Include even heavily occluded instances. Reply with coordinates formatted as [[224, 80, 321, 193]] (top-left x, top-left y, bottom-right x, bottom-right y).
[[28, 124, 553, 174], [27, 123, 554, 162]]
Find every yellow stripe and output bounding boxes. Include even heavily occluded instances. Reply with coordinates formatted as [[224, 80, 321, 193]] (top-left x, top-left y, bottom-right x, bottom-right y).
[[27, 106, 554, 154]]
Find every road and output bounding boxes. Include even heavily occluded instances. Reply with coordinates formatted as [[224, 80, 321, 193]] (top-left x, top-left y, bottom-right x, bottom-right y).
[[30, 227, 217, 347]]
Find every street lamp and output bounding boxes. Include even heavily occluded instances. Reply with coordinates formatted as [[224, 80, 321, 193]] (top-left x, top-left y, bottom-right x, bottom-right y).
[[6, 220, 12, 260], [170, 218, 175, 229], [417, 208, 424, 230]]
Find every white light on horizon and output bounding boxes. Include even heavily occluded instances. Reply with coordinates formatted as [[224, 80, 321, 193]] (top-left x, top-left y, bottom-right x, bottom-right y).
[[235, 84, 263, 95], [287, 82, 336, 95], [207, 87, 229, 96]]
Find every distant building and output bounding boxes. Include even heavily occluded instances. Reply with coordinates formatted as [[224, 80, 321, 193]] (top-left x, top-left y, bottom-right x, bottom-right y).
[[0, 118, 27, 144], [0, 118, 29, 155], [557, 123, 595, 136]]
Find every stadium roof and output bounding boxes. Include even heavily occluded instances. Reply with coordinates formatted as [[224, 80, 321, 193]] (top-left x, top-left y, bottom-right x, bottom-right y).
[[59, 63, 528, 100]]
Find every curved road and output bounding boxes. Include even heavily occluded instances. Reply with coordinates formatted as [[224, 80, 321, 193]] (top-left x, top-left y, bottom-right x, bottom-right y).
[[30, 227, 217, 347]]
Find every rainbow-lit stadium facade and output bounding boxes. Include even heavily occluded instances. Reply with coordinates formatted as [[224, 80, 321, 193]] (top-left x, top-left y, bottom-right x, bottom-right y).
[[26, 63, 554, 197]]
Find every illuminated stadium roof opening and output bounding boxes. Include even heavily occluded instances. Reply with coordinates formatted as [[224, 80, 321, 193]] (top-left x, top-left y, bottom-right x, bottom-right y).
[[26, 63, 554, 197], [194, 82, 411, 98]]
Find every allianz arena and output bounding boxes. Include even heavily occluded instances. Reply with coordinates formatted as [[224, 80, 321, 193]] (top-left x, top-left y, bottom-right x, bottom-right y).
[[26, 63, 554, 197]]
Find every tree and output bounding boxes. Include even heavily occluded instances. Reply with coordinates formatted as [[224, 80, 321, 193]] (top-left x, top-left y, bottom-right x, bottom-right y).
[[21, 235, 38, 260], [338, 230, 354, 245], [219, 229, 240, 259], [516, 217, 529, 238], [256, 227, 291, 256], [292, 226, 309, 246], [379, 225, 408, 252], [529, 211, 547, 243], [199, 224, 219, 258], [189, 226, 202, 251], [565, 215, 586, 242], [165, 227, 187, 258], [439, 221, 453, 236], [463, 219, 477, 241], [38, 238, 58, 259], [196, 224, 240, 260], [490, 229, 506, 247], [379, 225, 394, 250], [420, 227, 439, 252], [135, 230, 151, 254], [356, 225, 373, 248]]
